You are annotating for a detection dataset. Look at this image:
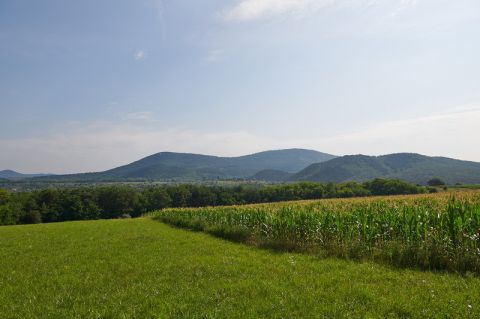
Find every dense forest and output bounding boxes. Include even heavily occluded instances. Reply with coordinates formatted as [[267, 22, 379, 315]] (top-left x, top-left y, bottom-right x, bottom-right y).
[[0, 179, 429, 226]]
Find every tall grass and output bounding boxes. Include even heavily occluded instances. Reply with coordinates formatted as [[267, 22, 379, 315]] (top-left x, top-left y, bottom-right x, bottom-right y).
[[152, 192, 480, 273]]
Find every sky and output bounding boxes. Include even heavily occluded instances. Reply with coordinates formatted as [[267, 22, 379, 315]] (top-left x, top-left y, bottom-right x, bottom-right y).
[[1, 0, 480, 174]]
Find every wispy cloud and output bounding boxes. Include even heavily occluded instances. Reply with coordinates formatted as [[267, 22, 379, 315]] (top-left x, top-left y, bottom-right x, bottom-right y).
[[122, 111, 154, 121], [223, 0, 328, 21], [222, 0, 419, 22], [134, 50, 146, 60], [315, 104, 480, 160], [387, 0, 418, 17], [205, 49, 224, 63]]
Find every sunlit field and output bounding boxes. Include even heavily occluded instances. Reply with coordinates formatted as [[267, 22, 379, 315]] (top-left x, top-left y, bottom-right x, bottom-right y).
[[153, 191, 480, 273], [1, 218, 479, 318]]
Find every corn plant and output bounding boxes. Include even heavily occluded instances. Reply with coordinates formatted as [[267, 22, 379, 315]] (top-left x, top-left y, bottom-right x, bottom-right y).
[[152, 192, 480, 273]]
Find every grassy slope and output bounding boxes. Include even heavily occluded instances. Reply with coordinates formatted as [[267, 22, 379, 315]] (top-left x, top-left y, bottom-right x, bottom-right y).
[[0, 219, 479, 318]]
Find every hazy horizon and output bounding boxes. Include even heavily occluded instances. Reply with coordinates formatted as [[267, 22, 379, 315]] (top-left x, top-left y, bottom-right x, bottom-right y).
[[1, 0, 480, 173]]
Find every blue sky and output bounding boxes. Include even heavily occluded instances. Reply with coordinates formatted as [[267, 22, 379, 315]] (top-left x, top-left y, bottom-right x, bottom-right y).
[[1, 0, 480, 173]]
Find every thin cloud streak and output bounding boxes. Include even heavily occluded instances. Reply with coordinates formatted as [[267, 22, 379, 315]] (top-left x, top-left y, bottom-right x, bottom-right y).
[[122, 111, 155, 121], [223, 0, 332, 21], [222, 0, 419, 21]]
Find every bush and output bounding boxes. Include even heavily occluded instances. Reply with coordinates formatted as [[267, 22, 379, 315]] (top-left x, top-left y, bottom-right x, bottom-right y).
[[364, 178, 425, 196], [427, 187, 439, 193], [428, 177, 446, 187]]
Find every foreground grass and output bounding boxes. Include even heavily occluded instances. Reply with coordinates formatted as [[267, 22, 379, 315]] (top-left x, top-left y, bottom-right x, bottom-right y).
[[0, 219, 479, 318]]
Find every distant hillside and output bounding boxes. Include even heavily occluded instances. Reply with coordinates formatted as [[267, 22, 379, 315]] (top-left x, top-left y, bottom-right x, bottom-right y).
[[35, 149, 336, 182], [291, 153, 480, 185], [231, 149, 336, 173], [251, 169, 293, 182], [0, 170, 51, 180]]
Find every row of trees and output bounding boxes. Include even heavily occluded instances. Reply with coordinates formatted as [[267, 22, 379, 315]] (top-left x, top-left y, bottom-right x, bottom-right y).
[[0, 179, 427, 226]]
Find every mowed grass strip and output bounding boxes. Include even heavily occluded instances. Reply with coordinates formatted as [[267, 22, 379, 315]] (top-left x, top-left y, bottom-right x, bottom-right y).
[[0, 218, 479, 318]]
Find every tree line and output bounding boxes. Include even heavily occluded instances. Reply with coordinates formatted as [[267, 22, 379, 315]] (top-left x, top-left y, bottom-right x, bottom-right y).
[[0, 178, 428, 226]]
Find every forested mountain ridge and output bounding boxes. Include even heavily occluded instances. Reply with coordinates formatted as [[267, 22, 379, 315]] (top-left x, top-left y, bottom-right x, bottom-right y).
[[5, 151, 480, 185], [290, 153, 480, 185], [32, 149, 336, 182]]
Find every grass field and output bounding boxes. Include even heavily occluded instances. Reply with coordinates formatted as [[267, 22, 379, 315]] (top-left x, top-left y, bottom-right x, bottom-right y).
[[153, 192, 480, 273], [1, 218, 480, 318]]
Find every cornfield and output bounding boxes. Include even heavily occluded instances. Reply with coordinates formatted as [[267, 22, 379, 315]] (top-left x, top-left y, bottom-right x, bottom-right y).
[[152, 192, 480, 273]]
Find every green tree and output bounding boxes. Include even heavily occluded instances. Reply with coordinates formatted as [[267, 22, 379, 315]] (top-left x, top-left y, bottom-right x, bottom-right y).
[[428, 177, 446, 187], [144, 188, 172, 211], [167, 186, 191, 207], [0, 189, 10, 205], [0, 203, 23, 225], [190, 186, 217, 207], [97, 186, 140, 218]]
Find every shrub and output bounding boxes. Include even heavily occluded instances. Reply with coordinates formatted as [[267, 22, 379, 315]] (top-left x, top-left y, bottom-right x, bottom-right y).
[[428, 177, 446, 187]]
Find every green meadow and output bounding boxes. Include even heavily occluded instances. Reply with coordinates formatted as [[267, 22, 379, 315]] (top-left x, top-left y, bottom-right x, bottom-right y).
[[1, 218, 479, 318]]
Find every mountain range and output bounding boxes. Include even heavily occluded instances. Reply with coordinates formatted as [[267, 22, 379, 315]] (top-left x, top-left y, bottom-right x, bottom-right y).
[[3, 149, 480, 185], [30, 149, 336, 182], [0, 170, 51, 180]]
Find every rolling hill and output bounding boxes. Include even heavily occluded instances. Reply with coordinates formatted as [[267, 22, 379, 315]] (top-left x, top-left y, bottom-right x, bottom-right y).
[[0, 170, 51, 180], [291, 153, 480, 185], [34, 149, 336, 182], [11, 151, 480, 185]]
